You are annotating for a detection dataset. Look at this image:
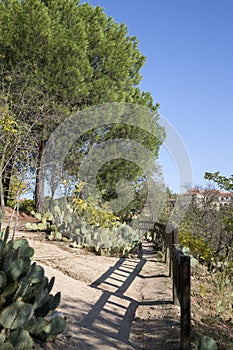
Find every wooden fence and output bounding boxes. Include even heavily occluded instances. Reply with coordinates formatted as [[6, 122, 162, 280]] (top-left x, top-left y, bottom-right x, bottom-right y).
[[138, 220, 155, 235], [138, 220, 191, 350], [137, 220, 157, 244]]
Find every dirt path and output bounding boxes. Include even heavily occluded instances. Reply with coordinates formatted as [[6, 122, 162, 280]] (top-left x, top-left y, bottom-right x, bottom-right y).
[[2, 206, 181, 350], [10, 228, 181, 350]]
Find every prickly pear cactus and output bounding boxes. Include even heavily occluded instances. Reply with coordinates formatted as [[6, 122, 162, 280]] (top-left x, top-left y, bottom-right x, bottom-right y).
[[0, 227, 66, 349], [195, 336, 218, 350], [71, 221, 141, 256], [27, 201, 141, 257]]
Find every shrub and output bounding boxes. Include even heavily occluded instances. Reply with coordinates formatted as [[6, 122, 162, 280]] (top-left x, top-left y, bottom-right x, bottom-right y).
[[19, 199, 35, 214], [72, 182, 120, 228], [179, 228, 215, 265], [5, 199, 16, 209]]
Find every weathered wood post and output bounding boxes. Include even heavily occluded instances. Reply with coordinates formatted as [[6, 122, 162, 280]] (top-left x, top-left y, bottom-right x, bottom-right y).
[[180, 253, 191, 350], [166, 224, 179, 276], [172, 245, 191, 350]]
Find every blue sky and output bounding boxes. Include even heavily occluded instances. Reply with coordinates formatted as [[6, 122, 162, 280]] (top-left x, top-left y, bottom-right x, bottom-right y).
[[82, 0, 233, 193]]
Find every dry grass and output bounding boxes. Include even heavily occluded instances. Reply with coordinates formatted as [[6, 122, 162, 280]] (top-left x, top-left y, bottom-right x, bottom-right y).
[[191, 265, 233, 349]]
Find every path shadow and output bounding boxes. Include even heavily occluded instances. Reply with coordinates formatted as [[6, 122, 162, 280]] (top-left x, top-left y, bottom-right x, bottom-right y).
[[80, 256, 145, 349], [138, 273, 168, 279], [77, 243, 177, 349]]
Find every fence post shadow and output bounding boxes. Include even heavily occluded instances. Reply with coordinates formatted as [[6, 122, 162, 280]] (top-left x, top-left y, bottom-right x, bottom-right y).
[[79, 251, 146, 349], [79, 238, 183, 349]]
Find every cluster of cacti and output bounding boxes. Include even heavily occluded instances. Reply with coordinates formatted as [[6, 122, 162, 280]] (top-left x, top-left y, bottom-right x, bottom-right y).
[[26, 200, 141, 256], [73, 222, 141, 256], [52, 201, 141, 255], [0, 226, 66, 349], [26, 202, 78, 240], [25, 211, 54, 233]]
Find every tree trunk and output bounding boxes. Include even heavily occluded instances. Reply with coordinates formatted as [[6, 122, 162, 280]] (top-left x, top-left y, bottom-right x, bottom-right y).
[[35, 140, 45, 214], [0, 170, 5, 210], [3, 160, 13, 204], [0, 141, 9, 212]]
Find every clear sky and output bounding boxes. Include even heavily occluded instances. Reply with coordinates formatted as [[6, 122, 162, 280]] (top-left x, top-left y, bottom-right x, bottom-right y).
[[81, 0, 233, 193]]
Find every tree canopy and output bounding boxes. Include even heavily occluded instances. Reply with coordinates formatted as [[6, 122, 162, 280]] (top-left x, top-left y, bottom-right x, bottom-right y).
[[0, 0, 165, 215], [205, 172, 233, 192]]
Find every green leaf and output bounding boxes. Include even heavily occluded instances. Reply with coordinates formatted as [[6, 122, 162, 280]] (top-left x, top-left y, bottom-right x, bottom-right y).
[[43, 316, 66, 335], [8, 259, 30, 281], [24, 247, 34, 259], [13, 239, 29, 251], [8, 329, 33, 350], [34, 213, 42, 220], [24, 316, 48, 335], [0, 302, 33, 330], [0, 307, 17, 329], [27, 263, 44, 284], [0, 333, 6, 345], [0, 343, 14, 350], [0, 272, 6, 290]]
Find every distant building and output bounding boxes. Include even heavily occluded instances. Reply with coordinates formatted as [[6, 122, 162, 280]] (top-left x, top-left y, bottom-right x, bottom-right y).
[[190, 188, 233, 208]]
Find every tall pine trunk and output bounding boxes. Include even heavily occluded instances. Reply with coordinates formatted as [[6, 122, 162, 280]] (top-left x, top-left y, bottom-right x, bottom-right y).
[[3, 160, 13, 205], [35, 140, 45, 214], [0, 141, 9, 211], [0, 170, 5, 210]]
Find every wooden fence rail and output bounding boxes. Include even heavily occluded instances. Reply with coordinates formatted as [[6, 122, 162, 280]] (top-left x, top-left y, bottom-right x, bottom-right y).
[[138, 220, 156, 241]]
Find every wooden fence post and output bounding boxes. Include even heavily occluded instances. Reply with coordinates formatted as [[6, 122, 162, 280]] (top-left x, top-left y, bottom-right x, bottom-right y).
[[172, 245, 191, 350], [172, 246, 179, 306], [180, 254, 191, 350]]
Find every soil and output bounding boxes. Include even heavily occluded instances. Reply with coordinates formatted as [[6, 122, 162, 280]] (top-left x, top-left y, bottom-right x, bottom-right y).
[[2, 208, 182, 350]]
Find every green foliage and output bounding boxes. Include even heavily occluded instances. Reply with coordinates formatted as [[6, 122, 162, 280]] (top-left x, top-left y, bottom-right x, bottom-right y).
[[0, 104, 18, 134], [179, 228, 215, 265], [72, 182, 120, 228], [0, 227, 66, 348], [19, 200, 35, 215], [5, 200, 15, 210], [60, 200, 141, 256], [180, 182, 233, 348], [0, 0, 164, 213], [4, 176, 27, 205], [6, 196, 34, 212], [179, 184, 233, 264], [204, 172, 233, 260], [205, 172, 233, 192]]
